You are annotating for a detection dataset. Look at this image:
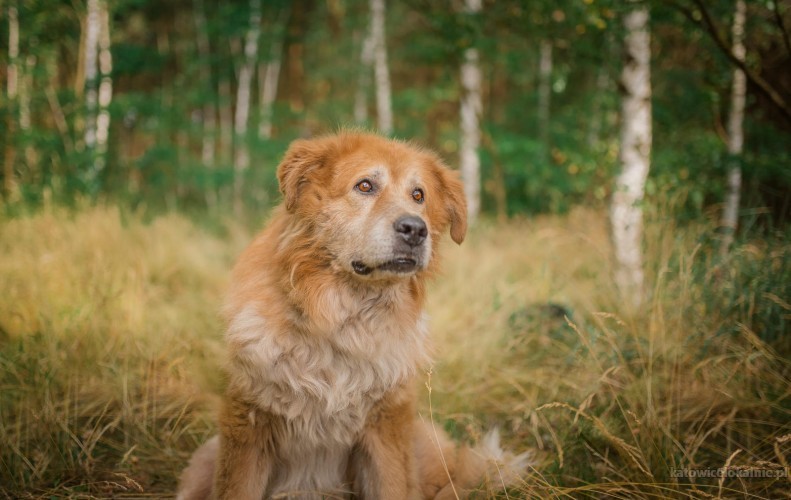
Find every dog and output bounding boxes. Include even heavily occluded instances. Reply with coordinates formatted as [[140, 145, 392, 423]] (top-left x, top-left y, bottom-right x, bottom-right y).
[[177, 132, 528, 499]]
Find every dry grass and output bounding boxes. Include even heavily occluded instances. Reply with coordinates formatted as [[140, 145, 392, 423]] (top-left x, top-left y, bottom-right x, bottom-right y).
[[0, 204, 242, 497], [1, 204, 789, 498]]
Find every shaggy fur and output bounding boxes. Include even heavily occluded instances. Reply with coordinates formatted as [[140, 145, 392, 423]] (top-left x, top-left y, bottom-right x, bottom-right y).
[[177, 133, 527, 499]]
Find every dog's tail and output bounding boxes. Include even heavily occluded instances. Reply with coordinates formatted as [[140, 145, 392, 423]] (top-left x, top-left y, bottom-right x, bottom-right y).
[[176, 435, 218, 500], [415, 420, 532, 499]]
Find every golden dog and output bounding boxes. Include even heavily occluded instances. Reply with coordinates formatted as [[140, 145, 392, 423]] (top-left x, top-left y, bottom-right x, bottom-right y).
[[177, 133, 527, 499]]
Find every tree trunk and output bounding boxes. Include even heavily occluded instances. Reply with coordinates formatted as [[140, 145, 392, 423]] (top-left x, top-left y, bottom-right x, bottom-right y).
[[354, 23, 375, 125], [20, 55, 39, 171], [46, 51, 73, 156], [459, 0, 483, 223], [193, 0, 215, 167], [83, 0, 100, 154], [482, 132, 507, 223], [370, 0, 393, 135], [218, 79, 233, 170], [720, 0, 746, 257], [95, 0, 113, 174], [155, 29, 178, 208], [193, 0, 218, 209], [19, 56, 31, 133], [610, 5, 652, 307], [257, 54, 282, 139], [538, 39, 552, 156], [4, 2, 19, 199], [587, 64, 609, 148], [75, 15, 86, 97], [233, 0, 263, 217], [284, 1, 309, 115], [258, 7, 288, 140]]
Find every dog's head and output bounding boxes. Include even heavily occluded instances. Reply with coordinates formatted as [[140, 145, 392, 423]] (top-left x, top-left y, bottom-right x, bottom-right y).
[[276, 133, 467, 280]]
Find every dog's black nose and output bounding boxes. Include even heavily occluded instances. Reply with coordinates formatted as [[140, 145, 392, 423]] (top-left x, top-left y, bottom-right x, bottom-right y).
[[394, 215, 427, 247]]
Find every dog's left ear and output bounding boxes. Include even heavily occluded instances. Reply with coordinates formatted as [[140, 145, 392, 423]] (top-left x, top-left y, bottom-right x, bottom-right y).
[[445, 171, 468, 244], [277, 137, 335, 212], [433, 162, 467, 245]]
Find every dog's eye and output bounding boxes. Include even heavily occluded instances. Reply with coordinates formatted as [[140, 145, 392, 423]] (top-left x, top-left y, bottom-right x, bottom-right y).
[[412, 189, 424, 203], [356, 180, 374, 193]]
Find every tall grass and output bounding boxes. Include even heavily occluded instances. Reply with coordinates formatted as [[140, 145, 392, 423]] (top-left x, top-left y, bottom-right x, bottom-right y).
[[428, 208, 791, 498], [0, 205, 242, 497], [1, 205, 789, 498]]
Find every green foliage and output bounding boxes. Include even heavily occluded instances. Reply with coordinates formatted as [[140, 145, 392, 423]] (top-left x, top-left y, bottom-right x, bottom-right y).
[[2, 0, 790, 225], [714, 230, 791, 347]]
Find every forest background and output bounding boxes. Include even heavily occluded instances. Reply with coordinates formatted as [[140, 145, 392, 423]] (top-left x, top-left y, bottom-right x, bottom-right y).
[[1, 0, 790, 498]]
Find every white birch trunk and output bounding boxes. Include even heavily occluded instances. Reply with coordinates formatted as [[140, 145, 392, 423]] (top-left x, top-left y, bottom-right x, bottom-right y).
[[95, 0, 113, 172], [354, 24, 375, 125], [83, 0, 101, 152], [538, 39, 552, 152], [233, 0, 263, 216], [610, 5, 652, 307], [370, 0, 393, 135], [258, 9, 287, 140], [257, 54, 281, 139], [720, 0, 746, 256], [4, 2, 19, 197], [459, 0, 483, 223]]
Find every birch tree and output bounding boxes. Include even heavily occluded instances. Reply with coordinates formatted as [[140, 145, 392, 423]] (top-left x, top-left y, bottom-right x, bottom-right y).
[[259, 7, 289, 140], [4, 2, 19, 198], [678, 0, 790, 124], [719, 0, 747, 257], [354, 21, 375, 125], [83, 0, 100, 156], [233, 0, 263, 216], [610, 4, 652, 307], [459, 0, 483, 223], [370, 0, 393, 135], [95, 0, 113, 173]]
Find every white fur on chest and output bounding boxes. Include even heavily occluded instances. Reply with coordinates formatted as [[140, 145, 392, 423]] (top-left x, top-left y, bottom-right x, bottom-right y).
[[227, 302, 430, 446], [227, 300, 429, 497]]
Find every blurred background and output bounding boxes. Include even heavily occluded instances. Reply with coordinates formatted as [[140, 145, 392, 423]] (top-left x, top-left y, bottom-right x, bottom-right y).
[[1, 0, 790, 498], [1, 0, 788, 222]]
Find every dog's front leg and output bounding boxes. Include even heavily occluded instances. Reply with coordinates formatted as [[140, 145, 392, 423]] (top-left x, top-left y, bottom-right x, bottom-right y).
[[351, 385, 421, 500], [213, 395, 273, 500]]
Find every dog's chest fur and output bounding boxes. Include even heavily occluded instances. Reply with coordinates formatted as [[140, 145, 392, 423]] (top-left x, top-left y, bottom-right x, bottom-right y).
[[227, 287, 430, 446], [226, 287, 429, 497]]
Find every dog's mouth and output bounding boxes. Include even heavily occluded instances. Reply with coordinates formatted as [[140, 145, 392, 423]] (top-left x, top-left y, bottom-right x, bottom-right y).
[[351, 258, 418, 276]]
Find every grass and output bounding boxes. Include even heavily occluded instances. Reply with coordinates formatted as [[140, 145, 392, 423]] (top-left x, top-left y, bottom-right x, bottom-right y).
[[1, 203, 789, 499]]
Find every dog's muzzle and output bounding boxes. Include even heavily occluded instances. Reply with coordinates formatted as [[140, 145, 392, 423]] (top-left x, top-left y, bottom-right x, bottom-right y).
[[351, 216, 427, 276]]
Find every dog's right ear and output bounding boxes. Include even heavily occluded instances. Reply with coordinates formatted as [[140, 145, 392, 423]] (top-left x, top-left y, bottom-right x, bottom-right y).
[[277, 137, 334, 212]]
